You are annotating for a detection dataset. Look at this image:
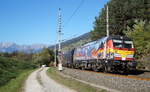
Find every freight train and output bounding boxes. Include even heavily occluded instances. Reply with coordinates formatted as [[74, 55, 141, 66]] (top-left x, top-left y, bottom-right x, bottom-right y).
[[62, 36, 137, 73]]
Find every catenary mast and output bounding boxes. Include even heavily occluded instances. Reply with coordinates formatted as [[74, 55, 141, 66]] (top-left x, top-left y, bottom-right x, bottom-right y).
[[57, 8, 63, 71], [106, 5, 109, 37], [104, 5, 109, 59]]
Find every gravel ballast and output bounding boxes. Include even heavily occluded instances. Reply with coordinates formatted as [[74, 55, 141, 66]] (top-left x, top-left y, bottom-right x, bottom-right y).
[[61, 68, 150, 92]]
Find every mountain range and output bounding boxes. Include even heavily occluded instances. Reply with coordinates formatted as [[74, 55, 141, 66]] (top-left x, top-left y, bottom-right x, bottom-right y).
[[0, 42, 49, 53]]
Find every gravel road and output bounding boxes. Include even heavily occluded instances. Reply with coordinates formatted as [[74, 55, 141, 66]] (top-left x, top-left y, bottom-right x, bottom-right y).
[[24, 67, 76, 92]]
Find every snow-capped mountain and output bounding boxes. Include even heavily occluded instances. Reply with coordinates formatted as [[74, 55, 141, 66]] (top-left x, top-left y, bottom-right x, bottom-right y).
[[0, 42, 49, 53]]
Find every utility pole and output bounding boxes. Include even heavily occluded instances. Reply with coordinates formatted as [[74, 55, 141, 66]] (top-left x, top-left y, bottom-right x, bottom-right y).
[[104, 5, 109, 59], [58, 8, 61, 53], [106, 5, 109, 37], [57, 8, 63, 71]]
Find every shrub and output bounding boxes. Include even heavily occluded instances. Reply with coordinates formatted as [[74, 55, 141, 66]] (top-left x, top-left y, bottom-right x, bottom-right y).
[[0, 56, 37, 86]]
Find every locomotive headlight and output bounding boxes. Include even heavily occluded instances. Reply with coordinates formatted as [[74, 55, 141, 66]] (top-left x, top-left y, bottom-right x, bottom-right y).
[[126, 55, 134, 58]]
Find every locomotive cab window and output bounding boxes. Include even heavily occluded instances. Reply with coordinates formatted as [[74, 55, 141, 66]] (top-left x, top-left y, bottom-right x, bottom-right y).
[[124, 41, 133, 48], [113, 39, 122, 48], [113, 39, 133, 48]]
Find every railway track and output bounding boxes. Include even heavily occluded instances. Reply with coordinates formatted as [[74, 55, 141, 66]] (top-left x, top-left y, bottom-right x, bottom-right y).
[[62, 68, 150, 92], [75, 69, 150, 81]]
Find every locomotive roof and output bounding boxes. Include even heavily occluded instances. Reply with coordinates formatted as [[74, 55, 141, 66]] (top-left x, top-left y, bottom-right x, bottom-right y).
[[78, 36, 131, 48], [82, 37, 107, 47], [107, 36, 131, 41], [96, 36, 131, 42]]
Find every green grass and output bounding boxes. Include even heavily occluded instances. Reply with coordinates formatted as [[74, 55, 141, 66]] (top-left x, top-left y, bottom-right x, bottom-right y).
[[0, 69, 35, 92], [47, 67, 106, 92]]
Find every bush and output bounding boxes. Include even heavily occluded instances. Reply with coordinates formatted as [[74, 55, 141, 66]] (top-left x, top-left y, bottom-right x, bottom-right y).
[[0, 56, 37, 86]]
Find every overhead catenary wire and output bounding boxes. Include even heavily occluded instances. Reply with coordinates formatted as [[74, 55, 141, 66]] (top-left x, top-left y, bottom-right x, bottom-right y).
[[60, 0, 85, 43], [63, 0, 85, 27]]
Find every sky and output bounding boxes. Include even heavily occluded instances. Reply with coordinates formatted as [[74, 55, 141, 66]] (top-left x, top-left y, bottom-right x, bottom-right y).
[[0, 0, 109, 45]]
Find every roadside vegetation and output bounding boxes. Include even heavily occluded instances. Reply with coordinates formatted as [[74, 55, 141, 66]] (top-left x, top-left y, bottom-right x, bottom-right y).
[[47, 67, 106, 92], [0, 69, 34, 92], [0, 54, 37, 92], [0, 53, 35, 91], [0, 56, 37, 87], [32, 48, 54, 66]]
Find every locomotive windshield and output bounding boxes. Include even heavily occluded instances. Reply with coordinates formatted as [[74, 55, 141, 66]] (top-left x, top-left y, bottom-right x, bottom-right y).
[[124, 41, 133, 48], [113, 39, 133, 48], [113, 39, 122, 48]]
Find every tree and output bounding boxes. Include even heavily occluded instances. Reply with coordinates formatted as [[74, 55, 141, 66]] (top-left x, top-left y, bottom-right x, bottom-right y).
[[124, 20, 150, 58], [33, 48, 54, 66], [91, 0, 150, 40], [91, 7, 107, 40]]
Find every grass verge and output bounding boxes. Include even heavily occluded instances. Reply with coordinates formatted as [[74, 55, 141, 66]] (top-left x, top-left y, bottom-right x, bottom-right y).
[[47, 67, 106, 92], [0, 69, 35, 92]]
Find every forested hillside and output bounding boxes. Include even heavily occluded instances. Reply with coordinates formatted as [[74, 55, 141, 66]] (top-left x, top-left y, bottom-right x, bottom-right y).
[[91, 0, 150, 40], [49, 32, 91, 51]]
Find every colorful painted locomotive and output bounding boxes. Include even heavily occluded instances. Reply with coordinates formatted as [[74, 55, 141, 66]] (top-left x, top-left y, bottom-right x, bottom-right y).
[[63, 36, 137, 72]]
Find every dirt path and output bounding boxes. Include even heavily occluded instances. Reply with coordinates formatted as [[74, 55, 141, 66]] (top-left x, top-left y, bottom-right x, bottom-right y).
[[24, 67, 76, 92]]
